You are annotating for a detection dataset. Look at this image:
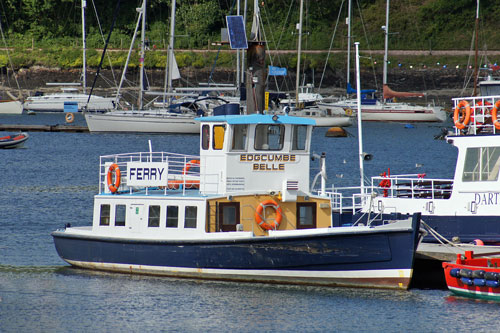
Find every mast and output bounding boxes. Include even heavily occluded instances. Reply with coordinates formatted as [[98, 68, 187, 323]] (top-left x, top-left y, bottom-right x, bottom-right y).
[[346, 0, 352, 86], [355, 42, 364, 193], [167, 0, 176, 103], [138, 0, 146, 109], [473, 0, 479, 96], [295, 0, 304, 109], [81, 0, 87, 93], [382, 0, 389, 87]]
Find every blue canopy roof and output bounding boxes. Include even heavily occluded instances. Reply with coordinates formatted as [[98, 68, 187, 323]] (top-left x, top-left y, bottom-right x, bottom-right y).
[[347, 82, 376, 94], [196, 113, 316, 126]]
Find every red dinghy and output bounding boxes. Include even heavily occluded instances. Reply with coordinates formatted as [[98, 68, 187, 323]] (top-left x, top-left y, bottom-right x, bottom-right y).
[[443, 251, 500, 301], [0, 132, 29, 149]]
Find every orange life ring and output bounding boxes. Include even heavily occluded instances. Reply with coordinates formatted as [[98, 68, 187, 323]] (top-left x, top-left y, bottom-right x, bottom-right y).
[[167, 159, 200, 189], [65, 112, 74, 123], [107, 163, 121, 193], [254, 199, 282, 230], [490, 100, 500, 130], [182, 159, 200, 175], [453, 100, 471, 130]]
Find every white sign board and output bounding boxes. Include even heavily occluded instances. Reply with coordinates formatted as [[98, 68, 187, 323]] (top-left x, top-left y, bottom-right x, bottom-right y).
[[127, 162, 169, 187]]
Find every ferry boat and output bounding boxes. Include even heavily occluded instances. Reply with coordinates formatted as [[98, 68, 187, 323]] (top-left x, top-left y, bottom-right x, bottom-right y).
[[443, 251, 500, 301], [52, 112, 422, 289], [332, 95, 500, 244]]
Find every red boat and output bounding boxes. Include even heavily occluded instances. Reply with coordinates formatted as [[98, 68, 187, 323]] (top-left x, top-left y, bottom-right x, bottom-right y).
[[443, 251, 500, 301], [0, 132, 29, 149]]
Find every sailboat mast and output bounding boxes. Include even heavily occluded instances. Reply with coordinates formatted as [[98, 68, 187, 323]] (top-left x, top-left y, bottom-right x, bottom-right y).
[[473, 0, 479, 96], [81, 0, 87, 94], [295, 0, 304, 109], [138, 0, 146, 109], [382, 0, 389, 87], [167, 0, 176, 103], [355, 42, 364, 193], [346, 0, 352, 86]]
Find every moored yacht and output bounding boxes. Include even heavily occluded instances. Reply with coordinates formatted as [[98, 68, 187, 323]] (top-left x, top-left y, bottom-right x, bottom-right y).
[[52, 112, 422, 289]]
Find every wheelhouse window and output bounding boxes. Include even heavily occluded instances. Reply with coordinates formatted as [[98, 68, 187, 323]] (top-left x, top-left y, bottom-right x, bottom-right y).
[[115, 204, 126, 227], [296, 203, 316, 229], [213, 125, 225, 150], [255, 124, 284, 150], [292, 125, 308, 151], [148, 205, 160, 227], [201, 124, 210, 150], [166, 206, 179, 228], [231, 124, 248, 151], [184, 206, 198, 228], [99, 204, 110, 226], [462, 146, 500, 182]]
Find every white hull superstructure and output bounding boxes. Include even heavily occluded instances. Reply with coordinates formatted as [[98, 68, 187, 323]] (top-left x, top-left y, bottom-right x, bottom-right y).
[[24, 90, 115, 112], [0, 100, 23, 114]]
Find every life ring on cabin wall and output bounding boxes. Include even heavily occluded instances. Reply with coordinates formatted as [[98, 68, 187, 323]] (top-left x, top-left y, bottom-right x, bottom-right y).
[[490, 100, 500, 130], [453, 100, 471, 129], [254, 199, 283, 230], [107, 163, 121, 193], [65, 113, 75, 123]]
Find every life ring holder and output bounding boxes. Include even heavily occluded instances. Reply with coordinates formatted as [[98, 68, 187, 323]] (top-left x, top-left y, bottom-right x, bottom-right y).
[[490, 100, 500, 130], [453, 100, 471, 130], [107, 163, 121, 193], [254, 199, 282, 230], [65, 113, 75, 123]]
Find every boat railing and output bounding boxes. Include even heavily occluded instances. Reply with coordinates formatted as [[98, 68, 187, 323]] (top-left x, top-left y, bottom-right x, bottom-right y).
[[371, 175, 453, 200], [98, 151, 218, 195], [322, 186, 369, 214], [451, 95, 500, 135]]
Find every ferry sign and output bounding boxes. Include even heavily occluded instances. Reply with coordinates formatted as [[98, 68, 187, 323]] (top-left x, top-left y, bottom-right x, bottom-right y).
[[127, 162, 169, 186]]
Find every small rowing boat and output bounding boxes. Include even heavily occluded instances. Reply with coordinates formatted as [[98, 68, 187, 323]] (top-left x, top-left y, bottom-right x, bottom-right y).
[[0, 132, 29, 149]]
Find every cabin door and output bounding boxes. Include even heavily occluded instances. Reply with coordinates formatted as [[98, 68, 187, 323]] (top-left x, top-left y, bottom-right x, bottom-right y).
[[218, 202, 240, 232], [128, 204, 145, 233]]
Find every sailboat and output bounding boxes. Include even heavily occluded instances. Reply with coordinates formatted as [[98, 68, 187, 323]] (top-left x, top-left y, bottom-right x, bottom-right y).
[[317, 0, 446, 123], [23, 0, 115, 113]]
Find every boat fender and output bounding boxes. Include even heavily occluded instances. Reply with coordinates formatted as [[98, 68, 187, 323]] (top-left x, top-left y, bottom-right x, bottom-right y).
[[473, 239, 484, 246], [473, 278, 486, 287], [486, 280, 500, 288], [472, 270, 485, 279], [449, 268, 461, 278], [460, 277, 474, 286], [490, 100, 500, 130], [459, 268, 473, 278], [107, 163, 121, 193], [65, 112, 75, 123], [453, 100, 471, 129], [254, 199, 283, 230], [485, 271, 500, 281]]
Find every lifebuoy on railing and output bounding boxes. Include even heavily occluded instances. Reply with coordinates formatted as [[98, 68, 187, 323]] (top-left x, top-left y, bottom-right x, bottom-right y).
[[490, 100, 500, 130], [167, 159, 200, 189], [453, 100, 471, 129], [65, 113, 75, 123], [254, 199, 282, 230], [107, 163, 121, 193]]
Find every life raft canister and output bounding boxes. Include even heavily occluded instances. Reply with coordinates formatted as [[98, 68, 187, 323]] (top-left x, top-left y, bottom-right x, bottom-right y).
[[107, 163, 121, 193], [453, 100, 471, 130], [254, 199, 283, 230], [490, 100, 500, 130]]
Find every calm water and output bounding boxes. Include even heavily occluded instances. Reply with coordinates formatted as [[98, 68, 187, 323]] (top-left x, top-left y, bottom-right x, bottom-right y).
[[1, 113, 499, 332]]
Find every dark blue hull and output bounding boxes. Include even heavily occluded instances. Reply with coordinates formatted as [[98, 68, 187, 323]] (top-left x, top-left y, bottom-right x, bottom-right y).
[[52, 215, 421, 289]]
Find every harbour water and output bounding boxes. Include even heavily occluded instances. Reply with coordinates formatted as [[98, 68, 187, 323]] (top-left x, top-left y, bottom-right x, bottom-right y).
[[1, 113, 499, 332]]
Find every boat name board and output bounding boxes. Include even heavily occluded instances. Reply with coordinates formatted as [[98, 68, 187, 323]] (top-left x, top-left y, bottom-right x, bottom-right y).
[[127, 162, 168, 186], [474, 192, 500, 206], [239, 154, 296, 172]]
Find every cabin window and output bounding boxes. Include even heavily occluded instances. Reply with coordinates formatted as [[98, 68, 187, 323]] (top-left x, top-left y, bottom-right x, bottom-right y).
[[99, 204, 111, 226], [292, 125, 308, 151], [462, 146, 500, 182], [218, 202, 240, 232], [184, 206, 198, 228], [148, 205, 160, 227], [115, 204, 126, 226], [166, 206, 179, 228], [296, 203, 316, 229], [201, 125, 210, 150], [231, 124, 248, 151], [254, 124, 284, 150], [213, 125, 225, 150]]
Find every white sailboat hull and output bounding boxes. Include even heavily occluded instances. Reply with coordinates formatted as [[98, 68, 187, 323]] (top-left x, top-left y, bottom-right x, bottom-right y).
[[85, 111, 200, 134], [0, 100, 23, 114], [24, 93, 115, 112]]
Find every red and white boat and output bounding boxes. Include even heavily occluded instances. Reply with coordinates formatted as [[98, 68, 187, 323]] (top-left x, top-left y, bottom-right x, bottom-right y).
[[443, 251, 500, 301], [0, 132, 29, 148]]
